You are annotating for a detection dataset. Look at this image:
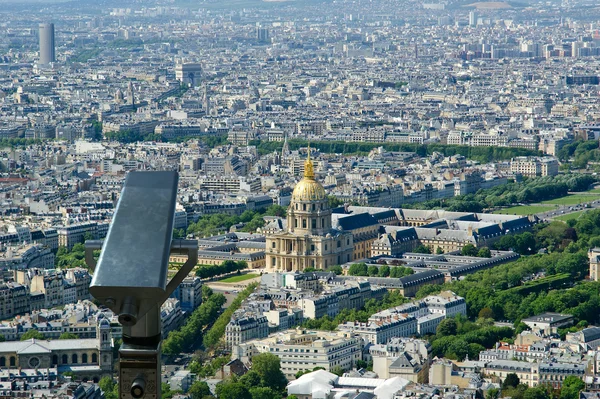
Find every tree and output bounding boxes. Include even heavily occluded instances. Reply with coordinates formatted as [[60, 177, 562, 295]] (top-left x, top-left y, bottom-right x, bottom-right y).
[[477, 247, 492, 258], [436, 247, 444, 254], [368, 265, 379, 276], [486, 388, 500, 399], [503, 373, 520, 389], [21, 329, 45, 341], [478, 307, 495, 320], [326, 265, 343, 275], [560, 376, 585, 399], [436, 319, 458, 336], [202, 285, 213, 301], [239, 370, 261, 388], [414, 245, 431, 254], [378, 265, 390, 277], [330, 366, 344, 376], [348, 263, 368, 276], [59, 332, 79, 340], [251, 353, 287, 391], [461, 244, 479, 257], [215, 382, 251, 399], [523, 386, 551, 399], [189, 381, 212, 399], [249, 387, 280, 399]]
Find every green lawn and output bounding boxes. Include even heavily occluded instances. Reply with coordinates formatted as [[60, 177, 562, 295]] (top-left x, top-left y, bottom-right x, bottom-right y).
[[494, 205, 554, 215], [541, 194, 600, 206], [554, 210, 587, 222], [218, 273, 259, 283]]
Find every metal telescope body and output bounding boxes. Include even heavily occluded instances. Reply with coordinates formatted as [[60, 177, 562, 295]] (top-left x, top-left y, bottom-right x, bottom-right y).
[[85, 171, 198, 399]]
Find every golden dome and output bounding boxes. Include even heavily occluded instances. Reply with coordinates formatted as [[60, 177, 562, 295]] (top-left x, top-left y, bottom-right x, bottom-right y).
[[291, 148, 327, 202], [292, 177, 327, 202]]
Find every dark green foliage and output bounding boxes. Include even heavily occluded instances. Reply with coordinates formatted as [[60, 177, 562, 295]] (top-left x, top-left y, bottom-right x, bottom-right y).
[[21, 330, 45, 341], [58, 333, 79, 340], [55, 243, 87, 268], [187, 207, 282, 237], [429, 316, 514, 361], [503, 373, 520, 389], [250, 353, 288, 391], [250, 139, 540, 162], [162, 293, 226, 354], [389, 266, 414, 278], [348, 263, 368, 276], [326, 265, 343, 275], [215, 382, 251, 399], [405, 174, 596, 213], [195, 260, 248, 279], [559, 376, 585, 399], [461, 244, 479, 257], [188, 381, 212, 399], [477, 247, 492, 258], [414, 245, 432, 254]]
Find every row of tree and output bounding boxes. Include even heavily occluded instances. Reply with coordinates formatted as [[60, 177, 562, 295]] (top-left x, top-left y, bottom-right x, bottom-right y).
[[162, 288, 226, 355], [250, 139, 540, 162], [202, 283, 258, 349], [195, 260, 248, 280], [404, 174, 596, 213], [348, 262, 414, 278], [186, 205, 286, 238]]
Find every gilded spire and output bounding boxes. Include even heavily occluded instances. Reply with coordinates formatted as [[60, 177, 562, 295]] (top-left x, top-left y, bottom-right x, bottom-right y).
[[304, 143, 314, 179]]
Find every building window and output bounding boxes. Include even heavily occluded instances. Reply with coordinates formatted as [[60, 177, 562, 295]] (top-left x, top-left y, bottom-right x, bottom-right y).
[[0, 357, 5, 367], [303, 204, 306, 211], [337, 241, 341, 248], [312, 219, 317, 229], [302, 220, 307, 228], [62, 355, 68, 364], [9, 357, 15, 367], [52, 355, 58, 365], [295, 219, 298, 228], [72, 354, 78, 364]]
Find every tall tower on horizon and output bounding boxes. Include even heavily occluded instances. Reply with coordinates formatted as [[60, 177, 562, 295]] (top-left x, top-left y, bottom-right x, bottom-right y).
[[39, 23, 55, 64]]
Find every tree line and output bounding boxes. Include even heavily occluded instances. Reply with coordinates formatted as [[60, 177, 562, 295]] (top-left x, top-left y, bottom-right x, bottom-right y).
[[162, 288, 226, 355], [186, 205, 286, 238], [194, 260, 248, 280], [348, 262, 414, 278], [250, 139, 540, 162], [202, 283, 258, 350], [404, 174, 596, 213], [415, 210, 600, 325]]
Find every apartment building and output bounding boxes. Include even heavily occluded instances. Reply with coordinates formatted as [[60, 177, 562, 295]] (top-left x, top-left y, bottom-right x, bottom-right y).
[[232, 330, 362, 379], [337, 315, 418, 344], [225, 314, 269, 348]]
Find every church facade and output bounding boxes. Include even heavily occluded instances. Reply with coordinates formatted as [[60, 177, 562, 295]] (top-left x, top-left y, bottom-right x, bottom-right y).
[[0, 318, 113, 382], [265, 153, 353, 272]]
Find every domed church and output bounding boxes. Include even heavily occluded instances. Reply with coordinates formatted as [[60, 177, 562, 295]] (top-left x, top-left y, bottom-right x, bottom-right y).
[[265, 151, 353, 272]]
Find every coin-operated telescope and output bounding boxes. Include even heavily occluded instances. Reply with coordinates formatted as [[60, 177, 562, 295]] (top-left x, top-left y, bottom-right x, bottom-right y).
[[85, 171, 198, 399]]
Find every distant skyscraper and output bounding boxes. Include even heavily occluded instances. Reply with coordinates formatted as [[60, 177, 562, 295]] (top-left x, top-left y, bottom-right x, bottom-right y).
[[256, 26, 270, 43], [39, 23, 55, 64], [469, 11, 477, 27]]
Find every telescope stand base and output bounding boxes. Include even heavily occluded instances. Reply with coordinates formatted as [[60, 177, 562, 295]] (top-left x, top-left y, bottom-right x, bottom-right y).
[[119, 342, 160, 399]]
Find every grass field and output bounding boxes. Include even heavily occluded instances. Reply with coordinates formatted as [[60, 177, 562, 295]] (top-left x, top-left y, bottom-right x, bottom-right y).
[[494, 205, 554, 215], [219, 273, 259, 283], [540, 194, 600, 206], [554, 210, 587, 222]]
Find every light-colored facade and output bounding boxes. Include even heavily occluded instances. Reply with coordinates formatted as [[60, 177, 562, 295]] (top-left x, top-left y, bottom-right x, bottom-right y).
[[266, 154, 353, 272], [232, 329, 362, 379], [589, 248, 600, 281]]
